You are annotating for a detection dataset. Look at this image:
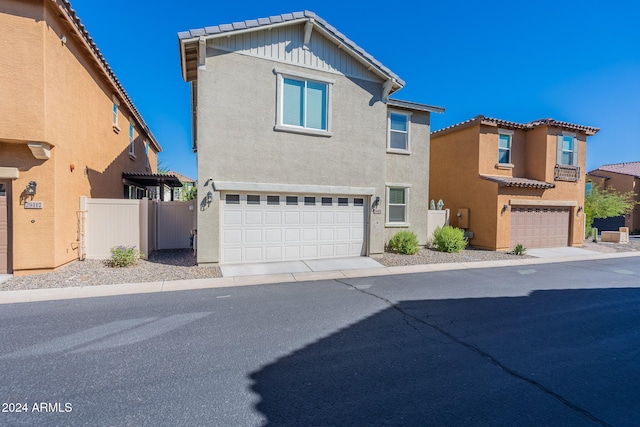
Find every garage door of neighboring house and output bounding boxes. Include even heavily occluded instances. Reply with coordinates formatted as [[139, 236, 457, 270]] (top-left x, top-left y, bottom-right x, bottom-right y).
[[221, 193, 366, 264], [510, 206, 570, 249], [0, 181, 8, 273]]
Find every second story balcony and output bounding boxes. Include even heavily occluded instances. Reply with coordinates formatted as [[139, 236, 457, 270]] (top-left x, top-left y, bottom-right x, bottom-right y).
[[555, 164, 581, 182]]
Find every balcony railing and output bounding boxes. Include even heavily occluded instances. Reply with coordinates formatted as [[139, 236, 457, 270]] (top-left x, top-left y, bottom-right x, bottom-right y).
[[554, 164, 581, 182]]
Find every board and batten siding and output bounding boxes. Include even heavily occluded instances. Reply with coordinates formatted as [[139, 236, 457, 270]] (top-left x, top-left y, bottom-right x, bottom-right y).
[[208, 23, 379, 82]]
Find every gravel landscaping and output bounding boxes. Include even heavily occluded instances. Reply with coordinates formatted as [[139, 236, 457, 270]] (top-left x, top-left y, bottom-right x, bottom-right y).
[[1, 239, 638, 292]]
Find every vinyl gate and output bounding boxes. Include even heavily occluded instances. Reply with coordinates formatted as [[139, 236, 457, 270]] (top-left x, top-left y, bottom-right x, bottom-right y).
[[80, 197, 195, 259]]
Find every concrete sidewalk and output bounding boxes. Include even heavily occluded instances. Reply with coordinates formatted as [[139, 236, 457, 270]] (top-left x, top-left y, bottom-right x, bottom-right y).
[[1, 250, 639, 305]]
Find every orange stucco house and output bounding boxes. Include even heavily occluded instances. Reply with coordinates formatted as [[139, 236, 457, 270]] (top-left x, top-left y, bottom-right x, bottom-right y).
[[430, 116, 599, 251], [587, 162, 640, 233], [0, 0, 162, 275]]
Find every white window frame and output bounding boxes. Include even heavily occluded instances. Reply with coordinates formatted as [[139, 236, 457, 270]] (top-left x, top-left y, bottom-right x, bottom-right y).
[[385, 185, 410, 227], [274, 68, 334, 137], [387, 111, 411, 154], [128, 121, 135, 157], [497, 129, 513, 165], [112, 95, 120, 133]]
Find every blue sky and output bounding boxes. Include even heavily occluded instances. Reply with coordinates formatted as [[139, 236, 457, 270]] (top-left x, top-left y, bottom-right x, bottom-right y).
[[72, 0, 640, 180]]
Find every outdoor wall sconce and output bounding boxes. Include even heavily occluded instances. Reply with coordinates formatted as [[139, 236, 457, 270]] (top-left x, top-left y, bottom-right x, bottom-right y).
[[373, 196, 381, 208], [502, 204, 509, 213], [577, 206, 583, 217], [25, 181, 37, 196], [206, 191, 213, 206]]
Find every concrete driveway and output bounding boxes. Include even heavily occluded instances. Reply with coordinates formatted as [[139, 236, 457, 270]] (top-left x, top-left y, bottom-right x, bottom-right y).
[[220, 256, 384, 277]]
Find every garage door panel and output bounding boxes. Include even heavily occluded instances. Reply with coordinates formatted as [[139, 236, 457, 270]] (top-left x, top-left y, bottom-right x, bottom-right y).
[[245, 211, 262, 225], [265, 229, 283, 243], [302, 212, 318, 224], [221, 193, 366, 264], [284, 212, 300, 224], [245, 247, 262, 262], [245, 229, 262, 243], [265, 212, 282, 225]]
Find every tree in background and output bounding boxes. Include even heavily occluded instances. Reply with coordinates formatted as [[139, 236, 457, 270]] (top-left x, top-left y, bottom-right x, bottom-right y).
[[584, 184, 636, 230], [157, 159, 170, 175]]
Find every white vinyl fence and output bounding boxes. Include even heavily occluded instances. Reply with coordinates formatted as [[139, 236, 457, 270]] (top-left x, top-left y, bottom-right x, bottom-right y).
[[426, 209, 450, 243], [79, 197, 195, 260]]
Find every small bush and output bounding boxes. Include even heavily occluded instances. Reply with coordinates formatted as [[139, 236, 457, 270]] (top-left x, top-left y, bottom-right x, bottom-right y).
[[512, 243, 526, 256], [388, 231, 419, 255], [109, 245, 143, 267], [432, 226, 468, 253]]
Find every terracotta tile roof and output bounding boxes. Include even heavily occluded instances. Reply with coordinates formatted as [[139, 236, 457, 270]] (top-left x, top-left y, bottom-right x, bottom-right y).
[[480, 175, 556, 189], [178, 11, 405, 87], [54, 0, 161, 152], [432, 115, 599, 137], [167, 171, 196, 183], [589, 161, 640, 177]]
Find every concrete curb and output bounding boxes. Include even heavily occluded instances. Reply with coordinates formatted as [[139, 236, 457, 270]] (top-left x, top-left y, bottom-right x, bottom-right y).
[[1, 251, 639, 305]]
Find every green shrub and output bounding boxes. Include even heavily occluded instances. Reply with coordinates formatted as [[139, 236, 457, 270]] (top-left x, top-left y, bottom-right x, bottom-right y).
[[432, 226, 467, 253], [512, 243, 526, 256], [109, 245, 143, 267], [388, 231, 419, 255]]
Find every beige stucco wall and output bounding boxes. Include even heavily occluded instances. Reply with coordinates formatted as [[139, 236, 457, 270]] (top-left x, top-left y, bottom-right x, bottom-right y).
[[195, 46, 432, 264], [0, 0, 158, 274], [432, 123, 588, 250]]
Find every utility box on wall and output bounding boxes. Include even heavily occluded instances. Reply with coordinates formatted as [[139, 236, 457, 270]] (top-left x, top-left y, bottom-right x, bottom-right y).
[[457, 208, 469, 229]]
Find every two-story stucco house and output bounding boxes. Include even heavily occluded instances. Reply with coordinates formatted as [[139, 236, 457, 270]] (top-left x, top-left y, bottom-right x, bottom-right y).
[[430, 116, 599, 251], [0, 0, 162, 275], [178, 11, 443, 266], [587, 162, 640, 232]]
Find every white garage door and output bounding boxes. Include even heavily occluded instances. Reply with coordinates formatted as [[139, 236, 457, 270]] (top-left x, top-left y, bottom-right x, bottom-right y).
[[221, 193, 366, 264]]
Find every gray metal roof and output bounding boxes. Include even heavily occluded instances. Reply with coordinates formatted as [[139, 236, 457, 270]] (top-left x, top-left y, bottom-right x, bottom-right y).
[[178, 11, 404, 87], [387, 98, 445, 113]]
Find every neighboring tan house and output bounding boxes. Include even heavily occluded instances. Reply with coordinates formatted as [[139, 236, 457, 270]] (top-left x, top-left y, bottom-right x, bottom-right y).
[[587, 162, 640, 233], [430, 116, 599, 251], [178, 11, 444, 266], [168, 171, 196, 201], [0, 0, 163, 275]]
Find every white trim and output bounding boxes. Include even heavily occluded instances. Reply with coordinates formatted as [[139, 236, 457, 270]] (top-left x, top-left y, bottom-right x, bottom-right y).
[[562, 131, 577, 137], [386, 186, 410, 226], [0, 167, 19, 179], [387, 110, 411, 154], [498, 128, 514, 135], [509, 199, 578, 207], [274, 67, 336, 84], [213, 181, 375, 196], [275, 69, 333, 135], [498, 131, 512, 165]]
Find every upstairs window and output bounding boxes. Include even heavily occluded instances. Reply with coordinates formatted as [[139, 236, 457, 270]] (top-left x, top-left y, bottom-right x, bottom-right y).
[[128, 122, 135, 156], [112, 95, 120, 132], [144, 141, 149, 168], [498, 133, 512, 164], [557, 133, 578, 166], [275, 68, 333, 136], [388, 112, 410, 152]]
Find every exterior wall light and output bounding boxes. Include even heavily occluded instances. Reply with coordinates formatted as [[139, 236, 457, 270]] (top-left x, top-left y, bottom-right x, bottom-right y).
[[577, 206, 583, 217], [373, 196, 381, 209], [26, 181, 37, 196], [206, 191, 213, 206]]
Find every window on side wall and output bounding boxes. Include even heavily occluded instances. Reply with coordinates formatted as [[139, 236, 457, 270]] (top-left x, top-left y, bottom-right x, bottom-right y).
[[388, 112, 410, 153], [112, 95, 120, 132], [275, 69, 333, 136], [498, 132, 512, 164], [144, 141, 149, 168], [129, 122, 135, 157], [387, 187, 409, 225]]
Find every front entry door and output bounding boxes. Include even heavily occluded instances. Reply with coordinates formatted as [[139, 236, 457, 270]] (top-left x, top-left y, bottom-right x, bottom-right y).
[[0, 181, 9, 273]]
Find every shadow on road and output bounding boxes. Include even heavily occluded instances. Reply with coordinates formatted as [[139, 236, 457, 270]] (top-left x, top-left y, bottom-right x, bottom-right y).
[[250, 287, 640, 426]]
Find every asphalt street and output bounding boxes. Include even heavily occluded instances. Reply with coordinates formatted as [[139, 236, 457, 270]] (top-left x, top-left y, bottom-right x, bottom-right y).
[[1, 258, 639, 426]]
